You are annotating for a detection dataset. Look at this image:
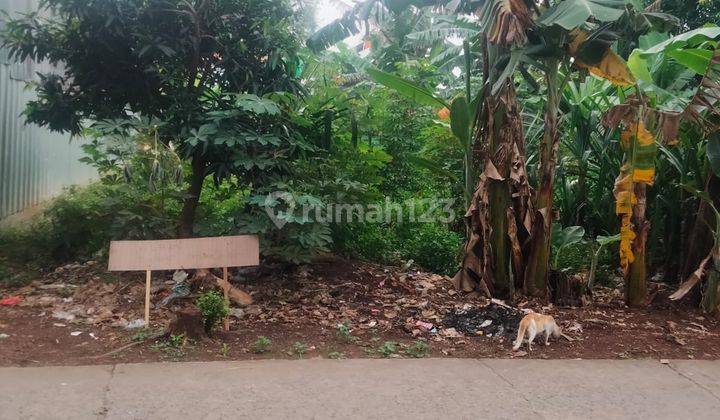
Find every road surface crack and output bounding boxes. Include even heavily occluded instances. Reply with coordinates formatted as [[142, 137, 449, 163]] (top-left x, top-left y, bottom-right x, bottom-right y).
[[480, 360, 546, 419], [666, 364, 720, 402], [96, 364, 116, 419]]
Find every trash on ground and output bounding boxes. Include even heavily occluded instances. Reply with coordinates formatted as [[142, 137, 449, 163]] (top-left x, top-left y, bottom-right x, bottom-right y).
[[125, 319, 146, 329], [443, 302, 524, 338], [52, 311, 76, 321], [0, 296, 22, 306]]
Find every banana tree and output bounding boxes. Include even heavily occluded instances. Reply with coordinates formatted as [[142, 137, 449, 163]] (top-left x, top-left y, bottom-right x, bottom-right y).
[[606, 25, 720, 306]]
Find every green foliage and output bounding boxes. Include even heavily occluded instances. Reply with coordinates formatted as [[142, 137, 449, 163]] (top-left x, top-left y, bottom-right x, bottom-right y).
[[219, 343, 230, 358], [327, 351, 345, 359], [335, 322, 356, 343], [404, 340, 430, 358], [336, 222, 461, 275], [196, 291, 229, 335], [375, 341, 398, 357], [131, 331, 150, 342], [551, 225, 586, 269], [292, 341, 308, 358], [252, 336, 272, 354]]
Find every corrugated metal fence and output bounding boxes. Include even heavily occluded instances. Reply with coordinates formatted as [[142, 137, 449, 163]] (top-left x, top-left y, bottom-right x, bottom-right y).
[[0, 0, 96, 220]]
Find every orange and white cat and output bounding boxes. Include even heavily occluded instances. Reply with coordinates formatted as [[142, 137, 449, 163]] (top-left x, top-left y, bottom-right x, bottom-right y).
[[512, 313, 562, 351]]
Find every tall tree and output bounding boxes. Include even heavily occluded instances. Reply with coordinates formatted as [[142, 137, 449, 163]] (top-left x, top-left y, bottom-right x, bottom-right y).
[[1, 0, 305, 236]]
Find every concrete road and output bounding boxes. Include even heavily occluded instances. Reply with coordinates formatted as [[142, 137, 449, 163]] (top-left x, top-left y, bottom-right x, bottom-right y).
[[1, 359, 718, 419]]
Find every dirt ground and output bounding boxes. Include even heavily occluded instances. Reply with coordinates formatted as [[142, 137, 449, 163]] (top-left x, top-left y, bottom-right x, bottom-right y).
[[1, 258, 718, 366]]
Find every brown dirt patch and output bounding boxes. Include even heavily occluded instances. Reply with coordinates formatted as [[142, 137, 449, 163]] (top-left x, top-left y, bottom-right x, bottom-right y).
[[1, 258, 719, 366]]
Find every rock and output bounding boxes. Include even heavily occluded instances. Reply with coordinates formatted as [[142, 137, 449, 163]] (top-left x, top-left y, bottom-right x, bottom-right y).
[[230, 308, 245, 319]]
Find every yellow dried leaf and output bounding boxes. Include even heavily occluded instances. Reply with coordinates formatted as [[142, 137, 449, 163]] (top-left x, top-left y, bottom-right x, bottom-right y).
[[632, 122, 654, 146], [619, 215, 636, 270], [576, 49, 635, 87], [633, 167, 655, 184]]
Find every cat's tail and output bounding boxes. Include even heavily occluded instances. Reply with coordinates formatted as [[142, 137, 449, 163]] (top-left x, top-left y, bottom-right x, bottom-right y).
[[512, 319, 528, 351]]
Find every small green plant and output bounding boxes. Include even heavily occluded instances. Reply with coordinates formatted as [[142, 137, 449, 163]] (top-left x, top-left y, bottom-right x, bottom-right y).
[[252, 336, 272, 354], [376, 341, 398, 358], [219, 343, 230, 357], [196, 291, 229, 334], [292, 341, 308, 358], [328, 351, 345, 359], [131, 330, 150, 342], [404, 340, 430, 358], [335, 322, 355, 343], [169, 333, 185, 348]]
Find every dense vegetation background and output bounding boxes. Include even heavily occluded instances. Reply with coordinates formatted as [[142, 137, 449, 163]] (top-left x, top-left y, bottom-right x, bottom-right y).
[[1, 0, 720, 310]]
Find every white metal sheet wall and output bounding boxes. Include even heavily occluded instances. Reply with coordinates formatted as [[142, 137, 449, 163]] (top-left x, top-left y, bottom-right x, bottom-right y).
[[0, 0, 96, 219]]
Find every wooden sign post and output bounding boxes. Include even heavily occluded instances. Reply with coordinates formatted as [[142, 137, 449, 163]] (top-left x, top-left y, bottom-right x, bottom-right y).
[[108, 235, 259, 327]]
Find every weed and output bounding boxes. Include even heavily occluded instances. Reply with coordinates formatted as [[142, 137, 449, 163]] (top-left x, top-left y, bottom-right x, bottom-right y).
[[196, 291, 229, 334], [404, 340, 430, 358], [376, 341, 398, 357], [149, 336, 189, 360], [219, 343, 230, 357], [252, 336, 272, 354], [169, 333, 185, 348], [292, 341, 308, 358], [328, 351, 345, 359], [131, 330, 150, 342], [335, 322, 356, 343]]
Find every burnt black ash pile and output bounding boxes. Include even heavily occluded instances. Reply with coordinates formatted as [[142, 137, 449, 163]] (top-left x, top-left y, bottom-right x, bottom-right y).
[[443, 302, 524, 338]]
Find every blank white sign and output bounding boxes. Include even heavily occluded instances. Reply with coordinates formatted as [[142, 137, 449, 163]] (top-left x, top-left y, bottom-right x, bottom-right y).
[[108, 235, 259, 271]]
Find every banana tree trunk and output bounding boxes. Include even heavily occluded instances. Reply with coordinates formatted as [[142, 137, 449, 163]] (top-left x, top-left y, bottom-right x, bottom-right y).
[[454, 82, 533, 300], [523, 63, 560, 298], [683, 172, 720, 280], [626, 183, 649, 306]]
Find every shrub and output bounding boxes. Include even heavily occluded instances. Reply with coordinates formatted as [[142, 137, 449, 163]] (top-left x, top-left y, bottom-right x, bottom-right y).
[[292, 341, 308, 358], [398, 223, 462, 276], [376, 341, 398, 357], [334, 221, 461, 275], [335, 322, 356, 343], [196, 291, 229, 334], [404, 340, 430, 358], [252, 336, 272, 354]]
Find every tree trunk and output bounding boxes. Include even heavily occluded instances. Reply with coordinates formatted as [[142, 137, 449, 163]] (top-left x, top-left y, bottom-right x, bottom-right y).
[[523, 63, 560, 299], [178, 154, 206, 238], [626, 183, 648, 307], [683, 172, 720, 279], [701, 269, 719, 314], [454, 82, 532, 300]]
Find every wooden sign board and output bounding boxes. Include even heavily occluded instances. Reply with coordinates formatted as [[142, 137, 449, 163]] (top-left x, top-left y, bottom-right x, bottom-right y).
[[108, 235, 259, 328], [108, 235, 259, 271]]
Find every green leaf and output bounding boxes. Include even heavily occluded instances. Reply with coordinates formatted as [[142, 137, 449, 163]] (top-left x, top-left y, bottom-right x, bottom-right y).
[[366, 67, 449, 109], [596, 234, 620, 246], [449, 96, 471, 149], [538, 0, 627, 30], [708, 135, 720, 178], [644, 26, 720, 55], [667, 48, 714, 75], [627, 49, 653, 84]]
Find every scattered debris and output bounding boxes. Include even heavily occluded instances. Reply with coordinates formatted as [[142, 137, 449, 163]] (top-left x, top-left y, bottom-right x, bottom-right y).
[[0, 333, 9, 340], [125, 319, 146, 329], [70, 331, 82, 336], [443, 302, 524, 338], [52, 311, 76, 321], [0, 296, 22, 306]]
